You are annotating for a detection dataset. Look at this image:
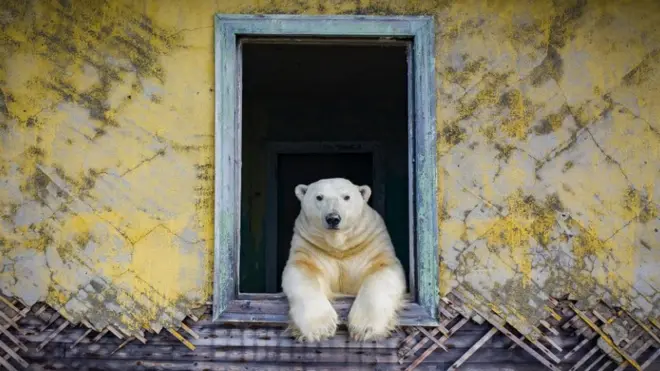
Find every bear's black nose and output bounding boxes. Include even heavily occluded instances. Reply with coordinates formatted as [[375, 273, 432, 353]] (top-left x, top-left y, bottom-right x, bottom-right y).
[[325, 213, 341, 228]]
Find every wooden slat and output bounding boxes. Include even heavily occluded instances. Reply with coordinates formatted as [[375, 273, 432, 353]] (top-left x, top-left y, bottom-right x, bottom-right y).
[[563, 313, 579, 330], [33, 304, 48, 317], [66, 344, 402, 364], [167, 328, 195, 351], [447, 327, 498, 371], [541, 320, 560, 336], [0, 297, 22, 316], [110, 337, 134, 355], [568, 303, 642, 371], [22, 326, 408, 349], [1, 346, 18, 362], [398, 319, 452, 362], [0, 352, 19, 371], [133, 331, 147, 344], [0, 339, 28, 368], [641, 348, 660, 370], [591, 310, 609, 324], [106, 325, 124, 340], [179, 322, 199, 340], [69, 328, 93, 349], [544, 305, 562, 322], [624, 310, 660, 346], [542, 334, 563, 352], [414, 326, 448, 351], [529, 336, 562, 363], [508, 331, 562, 355], [569, 344, 601, 371], [39, 312, 60, 332], [438, 304, 456, 320], [24, 358, 406, 370], [37, 320, 69, 351], [0, 308, 30, 332], [403, 317, 469, 370], [0, 322, 27, 352], [564, 332, 598, 360], [473, 308, 562, 371], [0, 311, 22, 335], [650, 318, 660, 331], [397, 327, 421, 359], [58, 346, 562, 365], [592, 330, 644, 371], [585, 354, 606, 371], [219, 298, 439, 326], [92, 328, 109, 342], [612, 340, 653, 371]]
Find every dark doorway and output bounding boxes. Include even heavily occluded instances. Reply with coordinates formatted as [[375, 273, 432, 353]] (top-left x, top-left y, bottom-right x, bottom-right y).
[[239, 39, 409, 294]]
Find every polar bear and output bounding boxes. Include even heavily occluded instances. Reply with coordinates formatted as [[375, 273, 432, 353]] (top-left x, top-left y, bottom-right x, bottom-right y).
[[281, 177, 407, 342]]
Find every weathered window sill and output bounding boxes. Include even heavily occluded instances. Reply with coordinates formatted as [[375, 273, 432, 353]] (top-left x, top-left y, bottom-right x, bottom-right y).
[[216, 293, 439, 326]]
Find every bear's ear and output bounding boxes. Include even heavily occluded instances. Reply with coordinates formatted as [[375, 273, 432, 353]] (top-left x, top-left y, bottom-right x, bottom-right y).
[[358, 185, 371, 202], [294, 184, 308, 201]]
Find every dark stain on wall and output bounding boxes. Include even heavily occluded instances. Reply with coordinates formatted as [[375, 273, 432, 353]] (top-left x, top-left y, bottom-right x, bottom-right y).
[[193, 161, 214, 243], [623, 187, 658, 223], [74, 231, 93, 248], [529, 46, 563, 87], [529, 0, 587, 87], [0, 90, 8, 116], [0, 0, 182, 133], [545, 192, 564, 212], [441, 123, 466, 146], [0, 91, 12, 131], [535, 104, 570, 135], [494, 143, 515, 163], [78, 168, 103, 198], [622, 49, 660, 86], [22, 171, 50, 205], [548, 0, 587, 49], [444, 57, 487, 88]]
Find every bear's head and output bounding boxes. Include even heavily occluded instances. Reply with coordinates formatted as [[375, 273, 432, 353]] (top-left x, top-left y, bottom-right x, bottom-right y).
[[294, 178, 371, 232]]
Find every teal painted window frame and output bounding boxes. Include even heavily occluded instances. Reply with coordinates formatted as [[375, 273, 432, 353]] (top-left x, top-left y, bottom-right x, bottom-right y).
[[213, 14, 439, 326]]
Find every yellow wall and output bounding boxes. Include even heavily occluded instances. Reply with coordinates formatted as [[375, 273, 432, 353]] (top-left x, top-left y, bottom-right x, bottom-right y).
[[0, 0, 658, 338]]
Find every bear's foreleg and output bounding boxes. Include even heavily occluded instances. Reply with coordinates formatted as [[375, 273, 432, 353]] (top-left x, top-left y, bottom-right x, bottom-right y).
[[348, 264, 406, 341], [281, 263, 337, 342]]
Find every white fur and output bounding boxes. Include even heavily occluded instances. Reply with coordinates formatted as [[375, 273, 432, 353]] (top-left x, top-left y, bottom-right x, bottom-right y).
[[348, 265, 406, 341], [281, 178, 406, 342], [281, 264, 338, 342]]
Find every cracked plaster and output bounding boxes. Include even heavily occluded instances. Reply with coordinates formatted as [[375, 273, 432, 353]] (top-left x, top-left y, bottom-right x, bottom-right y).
[[0, 0, 659, 340]]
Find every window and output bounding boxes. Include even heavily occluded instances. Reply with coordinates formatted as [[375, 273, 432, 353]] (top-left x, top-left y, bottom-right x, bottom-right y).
[[213, 14, 438, 326]]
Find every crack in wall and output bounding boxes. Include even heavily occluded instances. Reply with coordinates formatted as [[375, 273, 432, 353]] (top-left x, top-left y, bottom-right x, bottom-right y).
[[585, 127, 631, 183], [120, 149, 167, 177]]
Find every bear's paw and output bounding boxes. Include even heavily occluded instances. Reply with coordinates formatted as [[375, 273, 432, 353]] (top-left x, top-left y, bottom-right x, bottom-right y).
[[289, 298, 338, 342], [347, 297, 397, 341]]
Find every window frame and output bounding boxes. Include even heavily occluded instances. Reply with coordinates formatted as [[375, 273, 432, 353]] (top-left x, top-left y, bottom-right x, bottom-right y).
[[213, 14, 439, 326]]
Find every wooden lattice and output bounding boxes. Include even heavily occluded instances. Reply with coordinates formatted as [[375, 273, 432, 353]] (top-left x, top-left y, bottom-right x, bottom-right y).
[[396, 290, 660, 371], [558, 302, 660, 371], [2, 292, 659, 370], [0, 296, 29, 371], [0, 293, 200, 370], [396, 289, 568, 371]]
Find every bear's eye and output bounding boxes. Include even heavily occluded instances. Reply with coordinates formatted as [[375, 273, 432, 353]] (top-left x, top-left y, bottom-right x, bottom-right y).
[[343, 195, 350, 201], [316, 195, 323, 201]]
